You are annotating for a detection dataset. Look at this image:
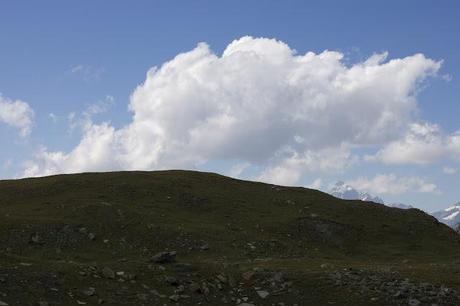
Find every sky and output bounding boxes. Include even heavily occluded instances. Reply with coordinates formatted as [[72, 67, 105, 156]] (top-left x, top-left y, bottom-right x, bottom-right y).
[[0, 0, 459, 212]]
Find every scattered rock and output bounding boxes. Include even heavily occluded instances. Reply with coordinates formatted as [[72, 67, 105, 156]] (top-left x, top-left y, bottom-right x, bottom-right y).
[[88, 233, 96, 240], [165, 276, 179, 286], [150, 289, 166, 298], [270, 272, 284, 283], [169, 294, 180, 302], [81, 287, 96, 296], [37, 302, 49, 306], [408, 298, 421, 306], [0, 302, 7, 306], [173, 263, 195, 273], [327, 269, 460, 305], [175, 284, 185, 293], [242, 271, 255, 281], [256, 290, 269, 298], [189, 282, 202, 293], [136, 293, 148, 301], [151, 251, 177, 264], [102, 267, 115, 279], [29, 232, 43, 245], [216, 274, 227, 284]]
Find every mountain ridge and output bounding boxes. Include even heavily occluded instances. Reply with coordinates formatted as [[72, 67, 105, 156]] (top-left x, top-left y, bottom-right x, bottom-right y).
[[328, 181, 460, 229]]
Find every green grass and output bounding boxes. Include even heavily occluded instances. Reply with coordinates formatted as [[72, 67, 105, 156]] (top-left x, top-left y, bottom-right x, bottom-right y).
[[0, 170, 459, 305]]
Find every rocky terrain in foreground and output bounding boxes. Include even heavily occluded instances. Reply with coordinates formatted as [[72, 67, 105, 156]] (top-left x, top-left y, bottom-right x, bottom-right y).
[[1, 171, 460, 305]]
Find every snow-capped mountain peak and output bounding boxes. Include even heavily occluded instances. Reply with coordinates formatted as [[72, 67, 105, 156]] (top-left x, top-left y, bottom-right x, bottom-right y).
[[432, 203, 460, 227], [330, 181, 384, 204], [445, 205, 460, 212], [387, 203, 413, 210]]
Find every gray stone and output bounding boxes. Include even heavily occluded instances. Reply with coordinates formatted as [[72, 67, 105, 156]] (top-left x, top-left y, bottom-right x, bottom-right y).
[[169, 294, 180, 302], [408, 298, 421, 306], [30, 233, 43, 244], [256, 290, 269, 299], [165, 276, 179, 286], [189, 282, 202, 293], [82, 287, 96, 296], [102, 267, 115, 279], [216, 274, 227, 283], [173, 263, 195, 272], [151, 251, 177, 264]]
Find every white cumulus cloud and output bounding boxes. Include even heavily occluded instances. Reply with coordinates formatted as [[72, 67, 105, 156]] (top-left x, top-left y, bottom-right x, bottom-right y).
[[24, 36, 443, 182], [370, 123, 460, 165], [347, 174, 439, 195], [0, 95, 34, 137], [306, 178, 322, 190]]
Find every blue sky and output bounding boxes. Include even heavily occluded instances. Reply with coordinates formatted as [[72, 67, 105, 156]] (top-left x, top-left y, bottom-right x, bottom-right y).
[[0, 1, 459, 212]]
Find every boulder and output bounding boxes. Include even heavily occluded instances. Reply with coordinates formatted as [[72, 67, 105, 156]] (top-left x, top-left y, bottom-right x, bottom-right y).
[[151, 251, 177, 264]]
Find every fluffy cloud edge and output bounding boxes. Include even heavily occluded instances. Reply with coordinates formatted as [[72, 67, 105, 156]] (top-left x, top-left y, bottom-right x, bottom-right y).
[[0, 95, 34, 137], [346, 173, 440, 195], [368, 123, 460, 165]]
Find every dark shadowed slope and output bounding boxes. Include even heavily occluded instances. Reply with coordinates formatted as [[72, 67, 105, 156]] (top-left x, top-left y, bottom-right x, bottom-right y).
[[1, 170, 460, 305]]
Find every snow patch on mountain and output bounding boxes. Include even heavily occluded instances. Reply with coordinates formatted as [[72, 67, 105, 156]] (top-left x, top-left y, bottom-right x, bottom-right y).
[[387, 203, 414, 209], [432, 204, 460, 228], [330, 181, 459, 229], [329, 181, 416, 210], [330, 181, 384, 204]]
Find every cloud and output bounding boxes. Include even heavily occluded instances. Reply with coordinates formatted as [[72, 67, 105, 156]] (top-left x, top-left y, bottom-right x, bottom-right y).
[[370, 123, 460, 165], [447, 130, 460, 160], [306, 178, 322, 190], [23, 123, 116, 177], [67, 95, 115, 133], [443, 166, 457, 175], [0, 95, 34, 137], [69, 64, 104, 81], [24, 36, 442, 181], [369, 122, 445, 165], [347, 174, 439, 195], [227, 162, 250, 178], [49, 113, 59, 123], [257, 145, 356, 185]]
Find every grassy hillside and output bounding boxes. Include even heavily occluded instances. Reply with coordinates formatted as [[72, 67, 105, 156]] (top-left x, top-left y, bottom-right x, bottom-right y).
[[0, 170, 459, 305]]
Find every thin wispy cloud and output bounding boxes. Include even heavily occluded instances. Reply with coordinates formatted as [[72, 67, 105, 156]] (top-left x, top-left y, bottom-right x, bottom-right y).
[[69, 64, 104, 82]]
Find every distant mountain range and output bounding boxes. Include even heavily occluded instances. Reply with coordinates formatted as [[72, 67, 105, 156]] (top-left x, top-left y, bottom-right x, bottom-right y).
[[431, 204, 460, 228], [330, 181, 385, 204], [329, 181, 460, 229], [330, 181, 414, 210]]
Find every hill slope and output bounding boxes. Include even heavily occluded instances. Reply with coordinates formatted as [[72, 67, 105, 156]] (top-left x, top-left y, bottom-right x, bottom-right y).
[[0, 170, 460, 305]]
